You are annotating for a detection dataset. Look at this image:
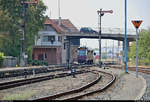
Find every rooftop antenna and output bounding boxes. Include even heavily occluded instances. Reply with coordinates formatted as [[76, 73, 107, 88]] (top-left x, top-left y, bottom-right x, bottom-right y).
[[58, 0, 60, 18], [58, 0, 61, 25]]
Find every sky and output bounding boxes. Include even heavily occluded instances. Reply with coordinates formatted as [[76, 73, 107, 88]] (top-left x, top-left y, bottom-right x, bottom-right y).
[[42, 0, 150, 49]]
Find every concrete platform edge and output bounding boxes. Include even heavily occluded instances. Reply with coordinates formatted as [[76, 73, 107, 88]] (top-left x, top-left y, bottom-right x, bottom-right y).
[[135, 74, 147, 100]]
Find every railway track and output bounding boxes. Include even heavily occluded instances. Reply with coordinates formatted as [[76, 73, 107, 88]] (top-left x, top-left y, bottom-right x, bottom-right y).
[[0, 64, 93, 79], [108, 65, 150, 74], [0, 64, 94, 85], [33, 70, 116, 100], [0, 69, 90, 90]]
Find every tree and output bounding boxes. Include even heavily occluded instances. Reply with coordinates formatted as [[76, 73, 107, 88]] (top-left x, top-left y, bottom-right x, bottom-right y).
[[0, 52, 5, 67], [129, 28, 150, 65], [0, 0, 46, 62]]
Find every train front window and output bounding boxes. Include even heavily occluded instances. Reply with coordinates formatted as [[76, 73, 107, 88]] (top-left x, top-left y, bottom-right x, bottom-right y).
[[78, 50, 86, 56]]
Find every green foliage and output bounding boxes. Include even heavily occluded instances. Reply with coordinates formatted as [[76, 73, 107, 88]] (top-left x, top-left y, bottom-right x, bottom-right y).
[[0, 0, 47, 62], [0, 52, 5, 67], [129, 28, 150, 65], [2, 91, 36, 100], [128, 42, 136, 63], [28, 59, 48, 66]]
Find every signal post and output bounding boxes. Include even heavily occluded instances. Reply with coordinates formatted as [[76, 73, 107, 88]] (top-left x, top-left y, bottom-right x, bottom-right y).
[[97, 9, 113, 68], [132, 20, 143, 78], [20, 0, 38, 66]]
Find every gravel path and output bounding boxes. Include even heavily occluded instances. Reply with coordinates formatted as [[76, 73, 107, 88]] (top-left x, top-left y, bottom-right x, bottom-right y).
[[0, 71, 97, 100]]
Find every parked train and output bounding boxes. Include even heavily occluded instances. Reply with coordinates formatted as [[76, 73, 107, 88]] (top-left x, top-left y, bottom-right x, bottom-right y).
[[77, 47, 95, 64]]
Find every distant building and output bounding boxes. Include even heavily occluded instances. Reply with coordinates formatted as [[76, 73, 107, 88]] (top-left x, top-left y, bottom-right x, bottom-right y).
[[33, 18, 80, 65]]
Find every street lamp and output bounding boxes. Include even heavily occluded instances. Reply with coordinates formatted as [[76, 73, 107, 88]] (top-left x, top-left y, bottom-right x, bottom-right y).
[[97, 9, 113, 68], [20, 0, 38, 66]]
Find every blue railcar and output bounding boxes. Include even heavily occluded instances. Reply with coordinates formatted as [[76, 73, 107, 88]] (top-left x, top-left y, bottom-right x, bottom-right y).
[[77, 47, 87, 64]]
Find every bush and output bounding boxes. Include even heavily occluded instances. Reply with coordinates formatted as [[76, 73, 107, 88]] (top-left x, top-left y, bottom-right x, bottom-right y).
[[28, 60, 48, 66], [0, 52, 5, 67]]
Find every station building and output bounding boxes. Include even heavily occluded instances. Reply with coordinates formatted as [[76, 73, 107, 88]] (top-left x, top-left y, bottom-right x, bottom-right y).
[[32, 17, 80, 65]]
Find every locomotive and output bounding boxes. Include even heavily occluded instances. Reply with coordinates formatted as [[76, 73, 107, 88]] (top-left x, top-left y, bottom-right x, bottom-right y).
[[77, 47, 94, 64]]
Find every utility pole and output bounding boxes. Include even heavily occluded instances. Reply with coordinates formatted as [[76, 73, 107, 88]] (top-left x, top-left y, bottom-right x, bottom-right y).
[[20, 0, 38, 66], [64, 37, 71, 70], [112, 40, 114, 62], [65, 37, 75, 77], [68, 38, 71, 70], [97, 9, 113, 68], [105, 40, 107, 61], [118, 41, 120, 64], [124, 0, 128, 73]]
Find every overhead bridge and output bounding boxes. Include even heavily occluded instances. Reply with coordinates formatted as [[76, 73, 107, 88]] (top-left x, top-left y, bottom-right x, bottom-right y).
[[62, 27, 137, 42], [63, 32, 136, 42]]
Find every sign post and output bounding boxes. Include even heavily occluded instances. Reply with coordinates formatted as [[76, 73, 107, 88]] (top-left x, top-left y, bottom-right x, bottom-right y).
[[132, 20, 143, 78]]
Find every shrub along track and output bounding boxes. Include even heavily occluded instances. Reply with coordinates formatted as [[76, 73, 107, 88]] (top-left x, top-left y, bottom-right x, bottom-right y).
[[33, 70, 116, 100]]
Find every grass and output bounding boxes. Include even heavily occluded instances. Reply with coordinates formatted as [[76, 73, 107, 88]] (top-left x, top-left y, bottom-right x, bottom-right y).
[[2, 91, 36, 100], [128, 61, 150, 68], [120, 71, 126, 76]]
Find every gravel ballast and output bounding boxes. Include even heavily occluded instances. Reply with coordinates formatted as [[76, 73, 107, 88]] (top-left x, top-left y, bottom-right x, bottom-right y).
[[0, 71, 97, 100], [86, 67, 145, 100]]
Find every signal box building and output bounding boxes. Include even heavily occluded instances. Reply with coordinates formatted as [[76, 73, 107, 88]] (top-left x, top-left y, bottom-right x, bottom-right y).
[[33, 18, 80, 65]]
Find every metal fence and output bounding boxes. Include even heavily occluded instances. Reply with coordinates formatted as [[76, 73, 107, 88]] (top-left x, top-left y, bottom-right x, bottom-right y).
[[3, 56, 17, 67]]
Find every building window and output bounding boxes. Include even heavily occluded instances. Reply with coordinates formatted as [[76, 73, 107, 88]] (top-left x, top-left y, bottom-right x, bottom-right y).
[[32, 54, 34, 60], [44, 25, 48, 31], [44, 53, 47, 59], [44, 24, 56, 31], [43, 36, 55, 42], [58, 36, 62, 42], [38, 54, 44, 60], [44, 25, 51, 31]]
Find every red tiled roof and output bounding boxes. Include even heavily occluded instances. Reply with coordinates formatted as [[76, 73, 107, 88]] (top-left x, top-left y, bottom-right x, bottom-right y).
[[44, 18, 79, 34], [44, 18, 62, 33], [52, 19, 79, 33]]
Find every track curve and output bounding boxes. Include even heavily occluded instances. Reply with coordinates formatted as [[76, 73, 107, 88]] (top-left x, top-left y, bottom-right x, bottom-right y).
[[34, 70, 116, 100]]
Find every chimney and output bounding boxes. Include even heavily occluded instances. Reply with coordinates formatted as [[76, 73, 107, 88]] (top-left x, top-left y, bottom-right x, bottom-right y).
[[58, 17, 61, 26]]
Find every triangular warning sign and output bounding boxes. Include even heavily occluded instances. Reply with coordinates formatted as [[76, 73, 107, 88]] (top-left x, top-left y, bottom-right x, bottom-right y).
[[132, 20, 143, 29]]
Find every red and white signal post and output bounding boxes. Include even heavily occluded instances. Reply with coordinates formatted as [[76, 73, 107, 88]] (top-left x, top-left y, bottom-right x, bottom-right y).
[[97, 9, 113, 68], [20, 0, 38, 66]]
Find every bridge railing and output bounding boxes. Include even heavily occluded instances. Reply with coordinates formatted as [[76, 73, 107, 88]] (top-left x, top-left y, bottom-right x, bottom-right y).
[[100, 28, 136, 35], [68, 27, 136, 35]]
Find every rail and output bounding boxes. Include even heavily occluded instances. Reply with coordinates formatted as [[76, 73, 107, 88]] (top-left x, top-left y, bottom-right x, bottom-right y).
[[0, 70, 89, 90], [34, 70, 116, 100]]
